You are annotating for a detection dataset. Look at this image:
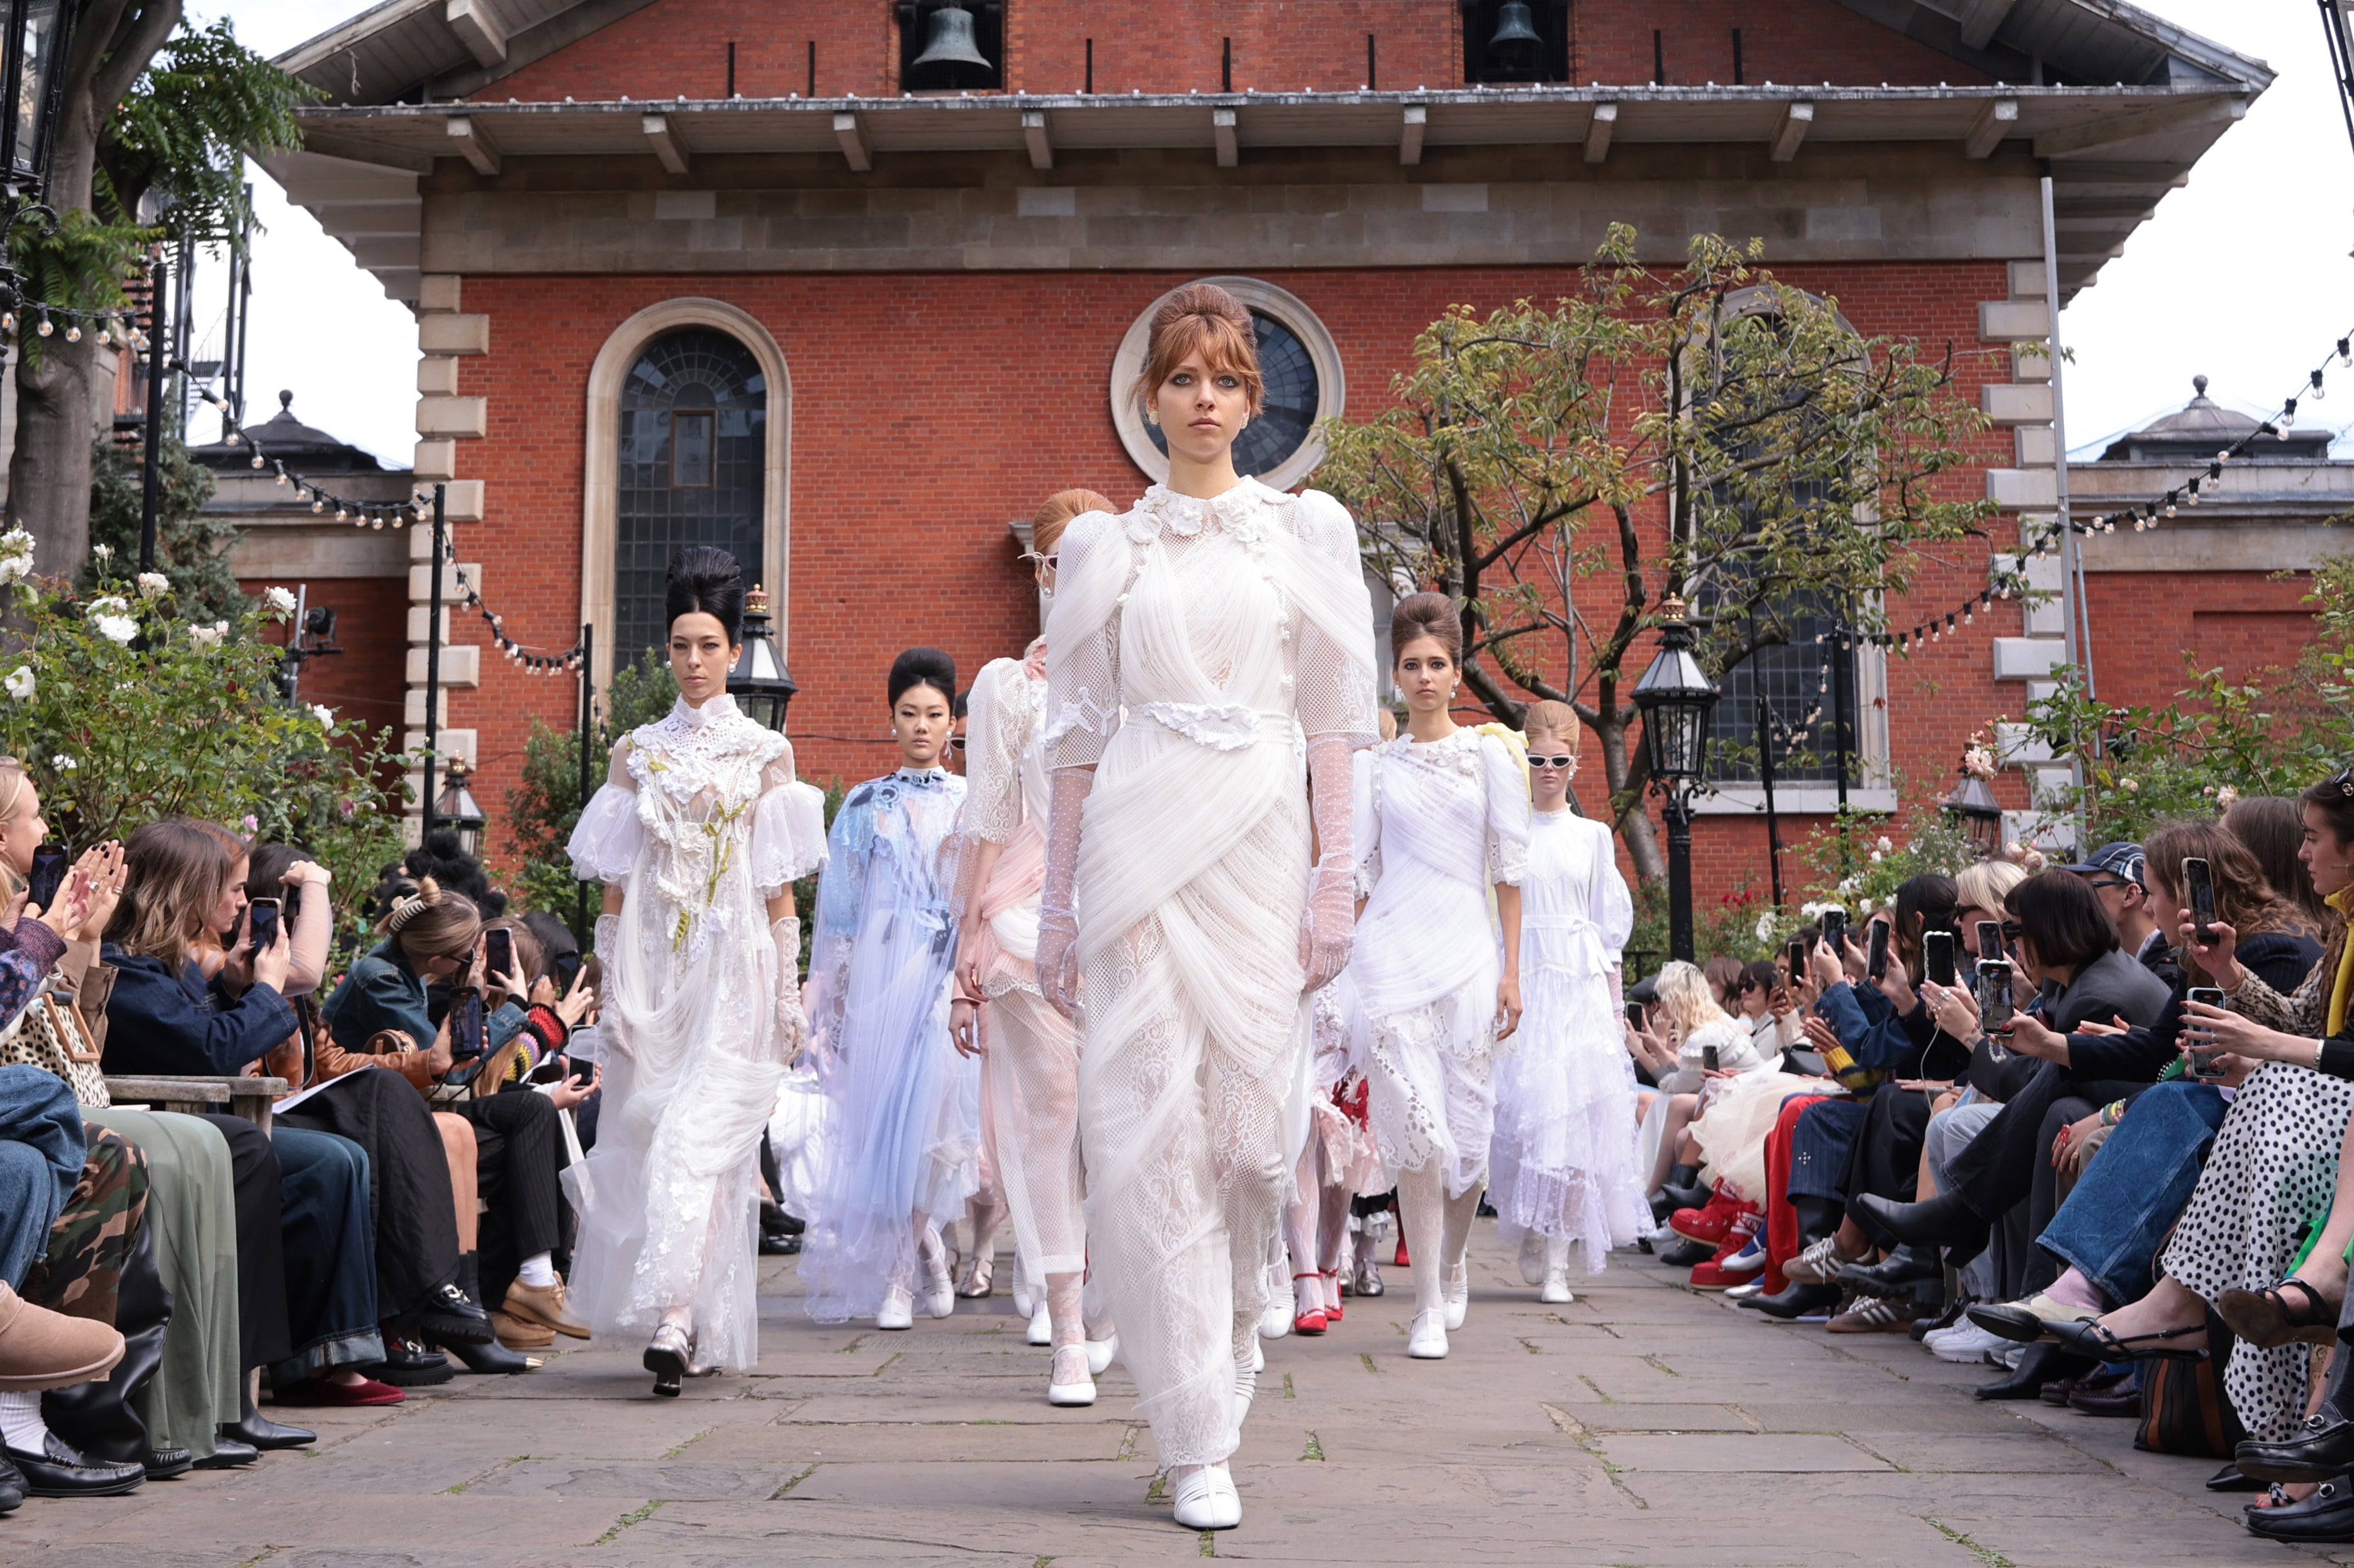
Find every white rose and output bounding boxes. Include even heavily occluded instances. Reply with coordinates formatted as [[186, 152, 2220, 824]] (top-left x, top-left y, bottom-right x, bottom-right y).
[[3, 666, 32, 701], [135, 572, 170, 599], [94, 614, 137, 645], [87, 540, 111, 562], [2216, 786, 2240, 809], [50, 754, 74, 771], [86, 596, 129, 619], [310, 703, 335, 730], [2119, 778, 2139, 794], [264, 586, 297, 617], [187, 623, 225, 652], [1868, 849, 1885, 863], [0, 557, 27, 588], [1875, 836, 1893, 853], [1753, 912, 1777, 944]]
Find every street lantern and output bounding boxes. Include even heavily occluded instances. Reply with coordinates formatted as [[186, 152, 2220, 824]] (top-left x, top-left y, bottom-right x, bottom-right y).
[[1943, 772, 2005, 859], [727, 584, 798, 733], [0, 0, 75, 201], [1631, 596, 1721, 962], [433, 758, 488, 860]]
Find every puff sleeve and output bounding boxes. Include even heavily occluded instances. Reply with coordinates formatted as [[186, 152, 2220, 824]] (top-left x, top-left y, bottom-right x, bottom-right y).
[[567, 738, 644, 885], [1480, 733, 1532, 887], [750, 741, 828, 898]]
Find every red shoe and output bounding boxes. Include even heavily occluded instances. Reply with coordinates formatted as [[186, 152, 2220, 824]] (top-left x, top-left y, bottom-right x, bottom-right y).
[[1322, 1273, 1343, 1323], [1394, 1238, 1411, 1268], [1669, 1184, 1746, 1247], [274, 1374, 404, 1407], [1292, 1272, 1328, 1335], [1688, 1213, 1765, 1291]]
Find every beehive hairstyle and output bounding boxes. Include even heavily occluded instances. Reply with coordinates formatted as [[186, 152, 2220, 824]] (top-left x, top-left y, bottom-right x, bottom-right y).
[[1135, 283, 1264, 417], [1390, 591, 1463, 664], [1522, 699, 1580, 748], [1033, 489, 1116, 557], [665, 545, 745, 646], [889, 647, 957, 709]]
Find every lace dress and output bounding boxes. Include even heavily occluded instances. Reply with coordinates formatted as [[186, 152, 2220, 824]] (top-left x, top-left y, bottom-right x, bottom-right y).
[[798, 766, 978, 1322], [1487, 808, 1644, 1272], [959, 650, 1090, 1284], [1349, 728, 1531, 1197], [565, 694, 827, 1370], [1045, 477, 1377, 1467]]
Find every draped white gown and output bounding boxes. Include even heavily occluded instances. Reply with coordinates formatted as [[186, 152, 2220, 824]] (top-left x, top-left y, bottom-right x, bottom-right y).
[[566, 694, 828, 1370], [1349, 728, 1531, 1196], [799, 767, 978, 1322], [1487, 808, 1645, 1273], [1046, 479, 1376, 1468]]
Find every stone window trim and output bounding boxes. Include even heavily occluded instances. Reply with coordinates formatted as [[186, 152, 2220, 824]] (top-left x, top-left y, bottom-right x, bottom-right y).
[[581, 297, 791, 690], [1107, 275, 1347, 495]]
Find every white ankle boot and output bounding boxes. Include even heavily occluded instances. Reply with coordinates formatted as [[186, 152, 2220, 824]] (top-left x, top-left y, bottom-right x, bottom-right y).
[[1540, 1265, 1575, 1304]]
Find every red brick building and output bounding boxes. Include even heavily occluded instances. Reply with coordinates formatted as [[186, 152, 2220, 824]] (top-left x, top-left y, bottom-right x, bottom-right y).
[[260, 0, 2285, 900]]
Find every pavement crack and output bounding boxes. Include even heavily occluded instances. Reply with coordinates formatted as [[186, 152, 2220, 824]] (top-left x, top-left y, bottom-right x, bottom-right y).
[[1577, 1372, 1616, 1404], [770, 1462, 818, 1499], [442, 1455, 523, 1494], [870, 1351, 903, 1377], [1516, 1337, 1544, 1355], [229, 1550, 281, 1568], [1540, 1402, 1588, 1437], [1116, 1423, 1141, 1462], [1925, 1516, 2016, 1568], [593, 1500, 665, 1545], [1639, 1353, 1680, 1377], [1198, 1528, 1217, 1556], [660, 1426, 715, 1459]]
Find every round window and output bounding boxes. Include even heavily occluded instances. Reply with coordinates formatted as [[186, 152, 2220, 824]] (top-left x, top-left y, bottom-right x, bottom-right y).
[[1109, 277, 1346, 493]]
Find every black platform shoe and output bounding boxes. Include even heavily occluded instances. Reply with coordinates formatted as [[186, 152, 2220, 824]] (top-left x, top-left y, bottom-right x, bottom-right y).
[[367, 1335, 455, 1387]]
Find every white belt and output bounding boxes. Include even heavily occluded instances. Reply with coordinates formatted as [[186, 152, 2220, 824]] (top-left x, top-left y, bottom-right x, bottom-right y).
[[1139, 701, 1283, 753]]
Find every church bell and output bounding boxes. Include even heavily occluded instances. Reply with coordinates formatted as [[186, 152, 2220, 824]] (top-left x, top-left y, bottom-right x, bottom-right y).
[[1485, 1, 1544, 70], [911, 4, 993, 72]]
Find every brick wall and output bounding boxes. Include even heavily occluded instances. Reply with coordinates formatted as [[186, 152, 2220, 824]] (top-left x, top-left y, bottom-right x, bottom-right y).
[[237, 572, 411, 738], [476, 0, 1973, 101]]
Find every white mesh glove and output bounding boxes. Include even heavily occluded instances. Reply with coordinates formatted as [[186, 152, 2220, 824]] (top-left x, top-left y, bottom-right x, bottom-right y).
[[771, 915, 810, 1054], [591, 914, 629, 1058], [1035, 766, 1093, 1018], [1300, 735, 1356, 991]]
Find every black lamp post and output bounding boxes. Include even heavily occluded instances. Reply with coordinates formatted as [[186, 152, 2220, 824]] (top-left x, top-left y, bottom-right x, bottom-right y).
[[727, 585, 798, 733], [433, 758, 488, 861], [1632, 596, 1721, 963], [1943, 772, 2005, 860]]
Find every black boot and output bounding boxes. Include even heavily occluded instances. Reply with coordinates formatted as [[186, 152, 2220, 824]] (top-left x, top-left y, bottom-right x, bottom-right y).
[[1838, 1245, 1944, 1298], [42, 1223, 167, 1471], [1657, 1236, 1715, 1269], [412, 1280, 494, 1345], [1740, 1281, 1841, 1319], [1855, 1191, 1988, 1254], [191, 1437, 258, 1471], [1974, 1341, 2089, 1401], [0, 1452, 21, 1512], [1649, 1165, 1705, 1224], [433, 1256, 535, 1374], [220, 1382, 315, 1451]]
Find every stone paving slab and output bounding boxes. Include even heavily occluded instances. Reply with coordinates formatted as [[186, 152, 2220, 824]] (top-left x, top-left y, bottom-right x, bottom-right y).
[[2, 1232, 2343, 1565]]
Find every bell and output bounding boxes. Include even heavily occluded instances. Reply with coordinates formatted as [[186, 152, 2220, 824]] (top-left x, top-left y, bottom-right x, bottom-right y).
[[911, 4, 991, 73], [1486, 0, 1543, 70]]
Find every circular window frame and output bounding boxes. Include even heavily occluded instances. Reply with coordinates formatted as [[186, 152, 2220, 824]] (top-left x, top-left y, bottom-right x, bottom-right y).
[[1108, 275, 1347, 493]]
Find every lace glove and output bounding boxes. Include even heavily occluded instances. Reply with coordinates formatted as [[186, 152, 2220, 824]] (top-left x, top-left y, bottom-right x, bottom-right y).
[[771, 916, 810, 1054], [1035, 765, 1094, 1018], [591, 915, 629, 1059], [1300, 735, 1357, 991]]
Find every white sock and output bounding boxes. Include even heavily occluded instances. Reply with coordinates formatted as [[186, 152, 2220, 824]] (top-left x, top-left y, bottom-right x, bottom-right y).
[[0, 1389, 50, 1451], [516, 1253, 559, 1289]]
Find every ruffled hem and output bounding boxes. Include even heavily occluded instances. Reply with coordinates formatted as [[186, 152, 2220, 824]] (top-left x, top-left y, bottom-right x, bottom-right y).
[[752, 779, 829, 894], [566, 783, 643, 884]]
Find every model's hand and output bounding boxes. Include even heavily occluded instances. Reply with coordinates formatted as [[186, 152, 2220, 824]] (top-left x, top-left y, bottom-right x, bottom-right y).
[[957, 943, 988, 1002], [1301, 860, 1354, 993], [1036, 909, 1081, 1018], [951, 997, 983, 1058], [1493, 972, 1522, 1042]]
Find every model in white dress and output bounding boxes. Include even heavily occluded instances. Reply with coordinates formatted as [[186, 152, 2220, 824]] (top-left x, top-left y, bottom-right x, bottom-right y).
[[566, 555, 827, 1394], [1488, 804, 1643, 1299]]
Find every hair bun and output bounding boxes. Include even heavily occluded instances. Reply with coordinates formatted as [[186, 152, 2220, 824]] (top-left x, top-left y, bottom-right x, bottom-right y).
[[1390, 591, 1463, 664]]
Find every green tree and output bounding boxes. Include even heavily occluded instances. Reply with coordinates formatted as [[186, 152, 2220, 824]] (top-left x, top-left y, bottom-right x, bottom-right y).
[[1315, 228, 1999, 883], [9, 12, 315, 574], [85, 430, 242, 619]]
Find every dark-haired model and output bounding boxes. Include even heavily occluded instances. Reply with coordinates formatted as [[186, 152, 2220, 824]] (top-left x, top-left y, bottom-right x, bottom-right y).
[[1035, 284, 1378, 1532], [798, 648, 976, 1331], [566, 547, 828, 1396]]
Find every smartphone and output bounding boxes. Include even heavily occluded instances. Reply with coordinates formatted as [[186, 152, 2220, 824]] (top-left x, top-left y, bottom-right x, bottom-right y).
[[1976, 919, 2004, 963], [484, 926, 515, 983], [247, 897, 281, 953], [1702, 1044, 1721, 1072], [1624, 1001, 1644, 1031], [1788, 937, 1810, 987], [2183, 857, 2217, 945], [24, 842, 67, 913], [1923, 930, 1957, 988], [1976, 959, 2014, 1031], [1866, 919, 1892, 982], [449, 991, 487, 1062], [2185, 985, 2230, 1079], [1821, 907, 1848, 955], [552, 948, 584, 991]]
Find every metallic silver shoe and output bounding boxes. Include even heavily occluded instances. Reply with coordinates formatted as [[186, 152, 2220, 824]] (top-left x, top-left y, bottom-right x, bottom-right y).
[[644, 1322, 689, 1397], [1353, 1250, 1384, 1298]]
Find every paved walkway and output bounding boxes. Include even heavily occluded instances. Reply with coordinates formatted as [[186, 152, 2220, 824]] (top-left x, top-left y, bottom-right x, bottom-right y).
[[1, 1230, 2327, 1567]]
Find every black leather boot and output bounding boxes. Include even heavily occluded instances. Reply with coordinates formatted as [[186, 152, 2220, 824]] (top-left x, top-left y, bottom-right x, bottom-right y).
[[220, 1382, 315, 1451], [1739, 1281, 1841, 1319], [1649, 1165, 1705, 1223], [1856, 1191, 1987, 1253], [1973, 1341, 2089, 1401], [433, 1254, 535, 1374], [42, 1223, 167, 1471]]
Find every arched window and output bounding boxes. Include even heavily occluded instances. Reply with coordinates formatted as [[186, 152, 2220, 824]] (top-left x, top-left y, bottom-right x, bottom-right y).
[[614, 329, 766, 665]]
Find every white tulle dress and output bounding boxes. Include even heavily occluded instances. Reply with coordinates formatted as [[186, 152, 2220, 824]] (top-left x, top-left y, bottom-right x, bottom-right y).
[[958, 650, 1090, 1287], [798, 765, 978, 1322], [1487, 808, 1644, 1273], [1349, 728, 1531, 1197], [1045, 478, 1377, 1468], [566, 694, 828, 1370]]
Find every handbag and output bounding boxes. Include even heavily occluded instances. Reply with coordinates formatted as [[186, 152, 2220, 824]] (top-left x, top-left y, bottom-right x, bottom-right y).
[[2134, 1306, 2247, 1459], [0, 979, 110, 1108]]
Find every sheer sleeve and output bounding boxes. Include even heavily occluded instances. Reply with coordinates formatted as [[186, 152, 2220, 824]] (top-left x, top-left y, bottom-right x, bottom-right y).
[[566, 737, 643, 885], [1351, 747, 1383, 899], [750, 742, 828, 898], [1042, 509, 1128, 769], [960, 657, 1032, 845], [1479, 733, 1531, 887], [803, 784, 873, 1062], [1591, 822, 1634, 960], [1286, 489, 1379, 746]]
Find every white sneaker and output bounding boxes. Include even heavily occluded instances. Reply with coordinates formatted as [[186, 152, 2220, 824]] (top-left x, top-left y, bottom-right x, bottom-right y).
[[1085, 1333, 1118, 1375], [876, 1286, 914, 1331], [1519, 1232, 1548, 1286], [1539, 1265, 1575, 1305], [1026, 1302, 1052, 1346], [1047, 1344, 1096, 1407], [1407, 1307, 1449, 1359], [1442, 1260, 1470, 1332], [1170, 1464, 1242, 1530], [1926, 1321, 2010, 1364]]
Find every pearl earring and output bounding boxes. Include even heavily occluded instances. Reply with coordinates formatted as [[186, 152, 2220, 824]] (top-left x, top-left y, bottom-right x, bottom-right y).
[[1145, 407, 1159, 426]]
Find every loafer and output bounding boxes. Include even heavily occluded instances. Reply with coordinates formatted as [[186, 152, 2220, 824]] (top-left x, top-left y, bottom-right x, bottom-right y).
[[499, 1279, 591, 1340], [221, 1412, 316, 1450], [1738, 1281, 1841, 1319], [0, 1452, 23, 1513], [367, 1335, 454, 1387], [191, 1438, 259, 1470], [1966, 1294, 2095, 1344], [412, 1282, 494, 1345], [144, 1446, 192, 1481], [490, 1309, 555, 1350], [271, 1374, 403, 1407], [2068, 1372, 2143, 1417], [2240, 1416, 2354, 1485], [2248, 1474, 2354, 1541], [2210, 1463, 2268, 1493], [1656, 1236, 1715, 1269], [4, 1432, 145, 1497]]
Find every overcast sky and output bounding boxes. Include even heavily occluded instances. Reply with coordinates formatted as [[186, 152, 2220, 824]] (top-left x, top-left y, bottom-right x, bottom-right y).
[[188, 0, 2348, 465]]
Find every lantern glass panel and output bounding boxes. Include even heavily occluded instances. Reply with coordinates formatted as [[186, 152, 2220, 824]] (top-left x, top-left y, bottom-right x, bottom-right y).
[[10, 0, 61, 186]]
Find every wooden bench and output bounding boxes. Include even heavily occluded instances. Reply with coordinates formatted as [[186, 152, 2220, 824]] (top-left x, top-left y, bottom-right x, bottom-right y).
[[102, 1076, 289, 1133]]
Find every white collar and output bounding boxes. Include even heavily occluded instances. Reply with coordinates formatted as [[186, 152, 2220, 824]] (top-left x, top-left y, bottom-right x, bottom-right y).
[[672, 694, 740, 730]]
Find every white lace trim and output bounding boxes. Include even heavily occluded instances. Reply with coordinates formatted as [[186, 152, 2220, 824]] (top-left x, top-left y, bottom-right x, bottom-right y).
[[1041, 687, 1118, 750], [1138, 701, 1266, 752]]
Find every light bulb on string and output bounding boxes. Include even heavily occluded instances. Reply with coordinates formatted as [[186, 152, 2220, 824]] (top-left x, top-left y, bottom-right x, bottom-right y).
[[35, 312, 51, 338], [62, 325, 78, 343], [248, 453, 262, 470], [2314, 369, 2328, 401], [311, 499, 324, 514]]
